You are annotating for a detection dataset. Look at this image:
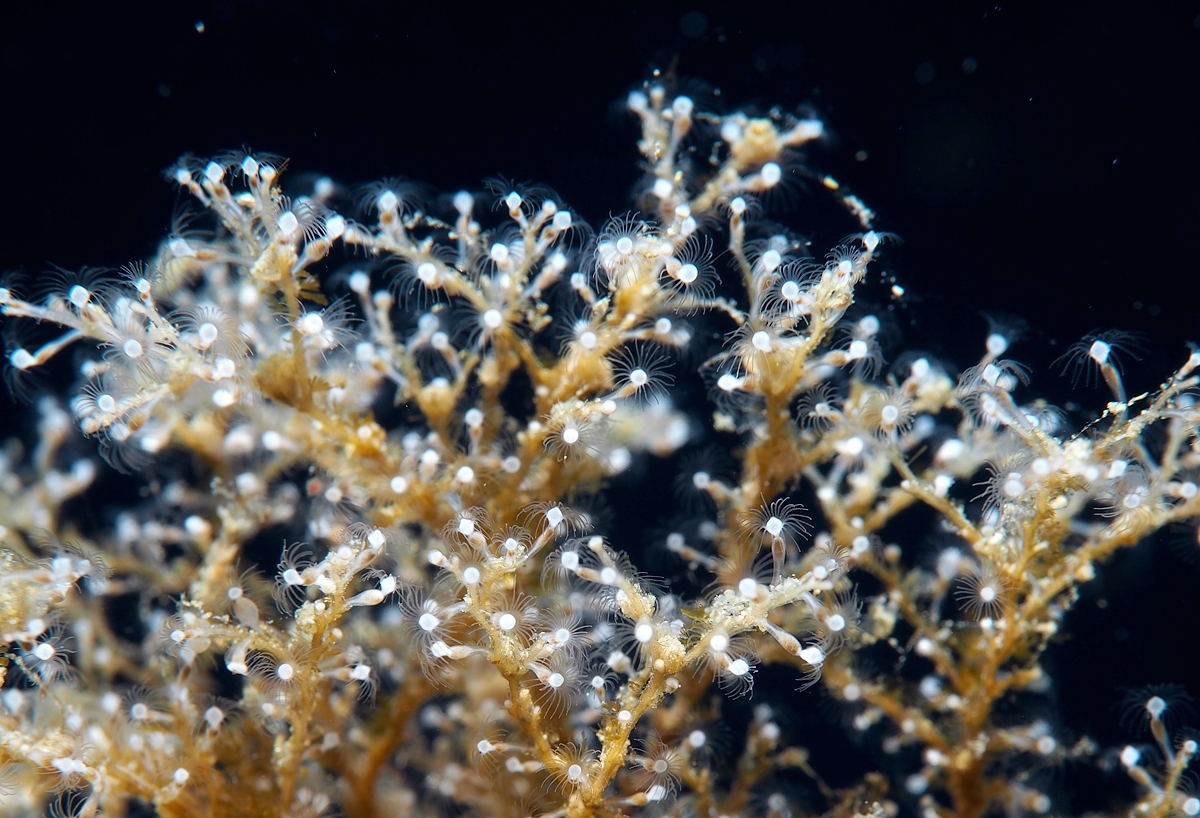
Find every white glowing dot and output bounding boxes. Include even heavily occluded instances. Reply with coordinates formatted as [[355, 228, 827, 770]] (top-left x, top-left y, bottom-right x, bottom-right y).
[[709, 633, 729, 653], [173, 768, 190, 785], [390, 476, 408, 493], [34, 643, 56, 661], [276, 662, 295, 681], [131, 702, 149, 720], [560, 551, 580, 571], [752, 331, 772, 352], [728, 658, 750, 676], [123, 338, 144, 358], [462, 566, 481, 585], [738, 577, 759, 598], [498, 613, 517, 632], [418, 613, 440, 632], [547, 672, 565, 689], [417, 263, 438, 285], [455, 466, 475, 484], [826, 614, 846, 632], [567, 763, 584, 781], [616, 237, 634, 255], [764, 516, 784, 538], [562, 427, 580, 445], [97, 393, 117, 413], [635, 621, 654, 643], [677, 263, 698, 283]]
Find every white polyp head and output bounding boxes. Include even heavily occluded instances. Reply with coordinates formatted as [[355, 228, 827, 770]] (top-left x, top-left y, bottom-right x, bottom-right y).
[[69, 285, 91, 307], [760, 162, 782, 187], [738, 577, 759, 598], [122, 338, 144, 359], [781, 280, 800, 301], [826, 614, 846, 632], [1146, 695, 1167, 718], [34, 642, 55, 661], [979, 585, 997, 603], [847, 339, 869, 360], [652, 178, 673, 199], [628, 368, 649, 388], [688, 729, 707, 748], [462, 566, 481, 585], [562, 427, 580, 445], [709, 632, 729, 653], [553, 211, 572, 230], [324, 214, 346, 240], [418, 612, 440, 632], [11, 348, 34, 370], [721, 121, 743, 144], [547, 672, 565, 689], [727, 658, 750, 676], [377, 191, 399, 212], [635, 620, 654, 643], [489, 243, 509, 263], [483, 309, 503, 330], [799, 646, 825, 665], [277, 211, 299, 239], [761, 249, 782, 272], [417, 262, 438, 286], [560, 551, 580, 571], [986, 333, 1008, 357], [204, 161, 225, 184], [299, 313, 324, 335], [579, 330, 598, 350], [881, 404, 900, 426], [453, 190, 474, 215], [204, 706, 225, 728], [717, 373, 740, 392], [1089, 339, 1111, 365], [566, 763, 584, 783], [752, 331, 772, 352], [546, 506, 565, 527], [504, 191, 522, 212], [276, 662, 295, 681], [616, 236, 634, 255], [764, 516, 784, 538], [672, 95, 694, 118], [198, 322, 219, 347], [96, 393, 117, 414], [677, 263, 699, 284], [455, 466, 475, 484], [497, 613, 517, 632]]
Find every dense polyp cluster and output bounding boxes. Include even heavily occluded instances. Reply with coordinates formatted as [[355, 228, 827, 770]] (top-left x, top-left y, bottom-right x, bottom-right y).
[[2, 76, 1199, 818]]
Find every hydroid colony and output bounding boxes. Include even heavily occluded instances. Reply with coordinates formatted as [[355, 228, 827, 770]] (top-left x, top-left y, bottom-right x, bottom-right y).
[[1, 76, 1197, 818]]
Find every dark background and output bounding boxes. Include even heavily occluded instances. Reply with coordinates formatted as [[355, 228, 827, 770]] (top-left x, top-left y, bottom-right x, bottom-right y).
[[3, 1, 1199, 813]]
